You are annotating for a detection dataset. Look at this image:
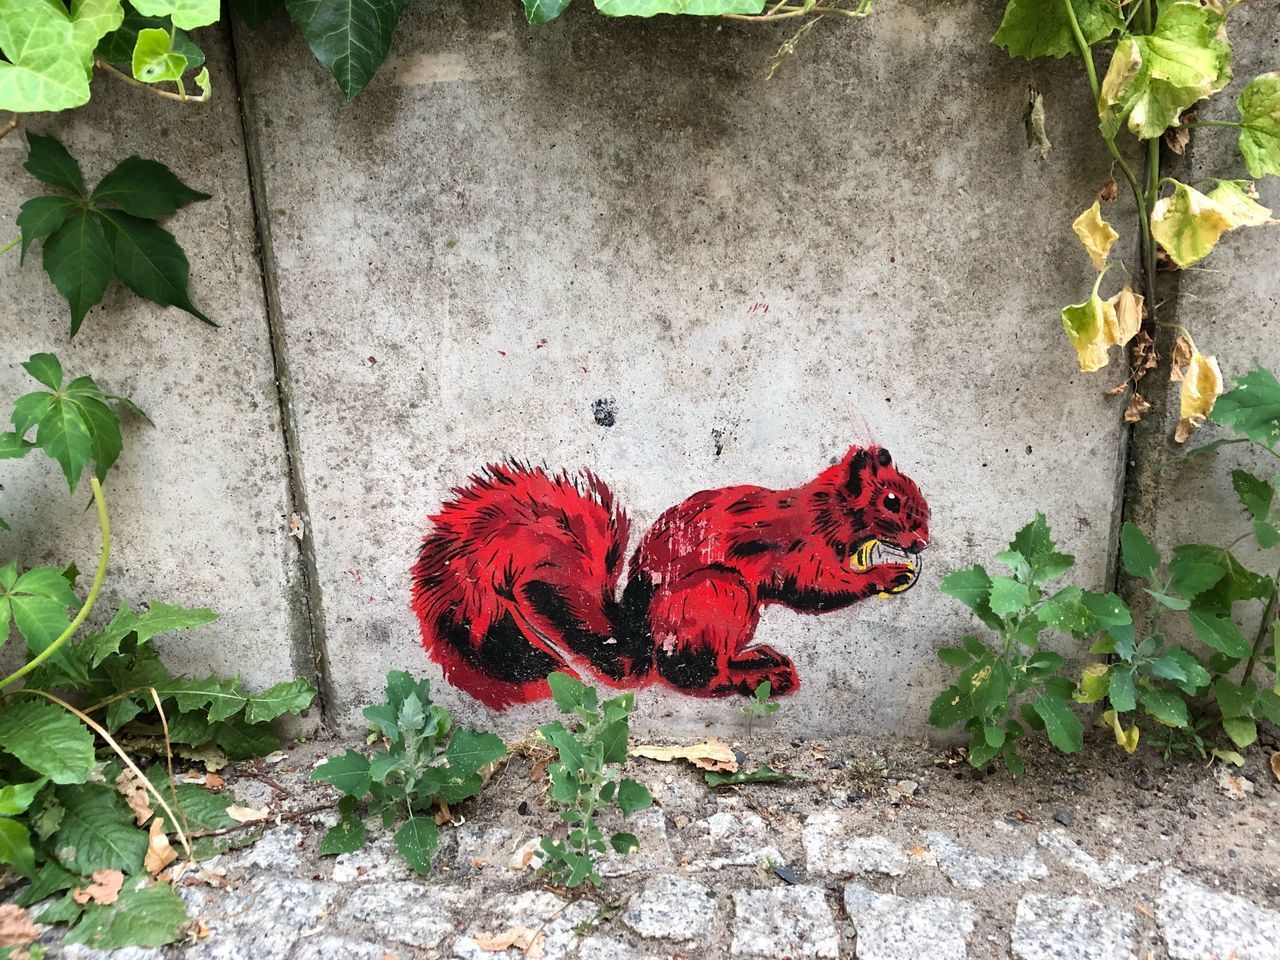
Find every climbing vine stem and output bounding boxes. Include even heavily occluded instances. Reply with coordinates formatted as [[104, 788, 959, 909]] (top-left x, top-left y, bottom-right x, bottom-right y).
[[0, 476, 109, 692]]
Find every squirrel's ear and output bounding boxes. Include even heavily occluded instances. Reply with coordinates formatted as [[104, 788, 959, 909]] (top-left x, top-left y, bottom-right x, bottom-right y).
[[845, 448, 871, 496], [875, 447, 893, 468]]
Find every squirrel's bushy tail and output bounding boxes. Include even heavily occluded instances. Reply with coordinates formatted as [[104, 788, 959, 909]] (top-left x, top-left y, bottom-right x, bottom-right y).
[[410, 462, 641, 708]]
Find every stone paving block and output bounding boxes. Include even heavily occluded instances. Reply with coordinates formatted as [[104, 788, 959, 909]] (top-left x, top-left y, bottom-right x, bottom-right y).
[[0, 27, 306, 696], [623, 874, 718, 942], [1156, 870, 1280, 960], [804, 810, 908, 877], [234, 0, 1130, 737], [1037, 828, 1160, 889], [290, 936, 391, 960], [600, 806, 675, 877], [580, 935, 646, 960], [451, 890, 596, 960], [337, 880, 470, 948], [329, 826, 423, 883], [687, 809, 787, 871], [730, 886, 839, 958], [926, 831, 1048, 890], [1012, 894, 1137, 960], [184, 876, 341, 960], [844, 882, 975, 960]]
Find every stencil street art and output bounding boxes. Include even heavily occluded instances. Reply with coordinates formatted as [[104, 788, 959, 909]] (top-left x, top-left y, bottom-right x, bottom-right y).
[[411, 446, 929, 708]]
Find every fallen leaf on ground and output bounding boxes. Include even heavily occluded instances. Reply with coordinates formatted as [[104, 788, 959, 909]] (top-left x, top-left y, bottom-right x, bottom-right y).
[[472, 926, 546, 958], [630, 739, 738, 772], [1271, 753, 1279, 783], [72, 869, 124, 906], [146, 818, 178, 876], [263, 750, 287, 764], [529, 757, 550, 781], [177, 743, 229, 771], [434, 801, 452, 826], [0, 904, 39, 947], [204, 773, 226, 790], [226, 805, 271, 823], [508, 838, 540, 870], [115, 768, 153, 826]]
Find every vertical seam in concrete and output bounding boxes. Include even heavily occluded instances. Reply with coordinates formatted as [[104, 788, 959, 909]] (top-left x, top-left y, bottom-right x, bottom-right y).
[[225, 21, 337, 724], [1112, 149, 1185, 600]]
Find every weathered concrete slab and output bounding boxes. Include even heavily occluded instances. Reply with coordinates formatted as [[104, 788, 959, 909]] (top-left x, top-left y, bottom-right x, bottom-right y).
[[0, 32, 311, 696], [234, 0, 1129, 734]]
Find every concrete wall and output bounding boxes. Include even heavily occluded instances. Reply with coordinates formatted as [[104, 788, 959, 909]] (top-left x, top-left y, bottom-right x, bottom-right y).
[[2, 0, 1270, 737]]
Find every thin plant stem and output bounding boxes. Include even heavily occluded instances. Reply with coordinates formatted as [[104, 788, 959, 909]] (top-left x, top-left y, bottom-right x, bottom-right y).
[[17, 687, 193, 861], [0, 237, 19, 257], [0, 476, 109, 692], [94, 60, 207, 103], [1241, 572, 1279, 687]]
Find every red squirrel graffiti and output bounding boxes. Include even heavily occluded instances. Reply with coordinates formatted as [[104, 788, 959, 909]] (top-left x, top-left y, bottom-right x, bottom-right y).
[[410, 446, 929, 709]]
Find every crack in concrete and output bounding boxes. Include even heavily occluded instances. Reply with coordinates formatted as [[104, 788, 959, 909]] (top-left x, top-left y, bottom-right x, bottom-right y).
[[225, 19, 337, 725]]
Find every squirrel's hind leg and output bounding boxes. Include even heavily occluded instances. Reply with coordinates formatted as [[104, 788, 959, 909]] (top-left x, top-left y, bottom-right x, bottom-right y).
[[648, 572, 798, 697]]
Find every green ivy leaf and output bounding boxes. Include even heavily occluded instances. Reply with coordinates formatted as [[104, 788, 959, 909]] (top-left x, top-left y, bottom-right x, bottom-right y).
[[128, 0, 218, 30], [92, 156, 211, 218], [992, 0, 1123, 60], [594, 0, 765, 15], [1032, 691, 1084, 753], [1237, 72, 1280, 179], [1213, 677, 1256, 718], [1098, 1, 1231, 140], [523, 0, 573, 23], [97, 209, 212, 325], [311, 748, 372, 797], [0, 1, 91, 112], [64, 879, 187, 949], [97, 8, 206, 74], [394, 815, 438, 875], [284, 0, 415, 100], [131, 28, 188, 83], [54, 783, 149, 873], [43, 210, 114, 336], [0, 698, 96, 784], [1211, 366, 1280, 449]]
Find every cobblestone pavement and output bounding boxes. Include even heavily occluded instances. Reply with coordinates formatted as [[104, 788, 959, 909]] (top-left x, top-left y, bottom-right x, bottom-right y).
[[34, 734, 1280, 959]]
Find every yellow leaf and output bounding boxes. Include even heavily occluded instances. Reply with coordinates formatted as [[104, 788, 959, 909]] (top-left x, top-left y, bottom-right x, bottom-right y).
[[1174, 346, 1223, 443], [1103, 709, 1140, 754], [1061, 292, 1118, 372], [1152, 180, 1275, 269], [115, 768, 153, 827], [1075, 663, 1110, 704], [226, 804, 270, 823], [1073, 201, 1120, 270], [1105, 286, 1143, 346], [1206, 180, 1274, 228]]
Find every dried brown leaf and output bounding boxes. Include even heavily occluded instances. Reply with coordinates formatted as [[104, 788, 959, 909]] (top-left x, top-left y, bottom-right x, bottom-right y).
[[115, 768, 153, 826], [1170, 335, 1194, 381], [630, 739, 738, 773], [434, 802, 452, 827], [204, 773, 226, 790], [1105, 382, 1130, 397], [1271, 752, 1279, 783], [1098, 173, 1119, 203], [472, 925, 546, 958], [226, 805, 270, 823], [72, 870, 124, 906], [0, 905, 39, 948], [1131, 331, 1159, 380], [529, 757, 550, 781], [145, 818, 178, 877], [1165, 125, 1191, 156], [1124, 393, 1152, 423]]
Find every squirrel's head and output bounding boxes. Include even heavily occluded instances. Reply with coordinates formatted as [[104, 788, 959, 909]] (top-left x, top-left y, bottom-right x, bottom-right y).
[[814, 445, 930, 592]]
